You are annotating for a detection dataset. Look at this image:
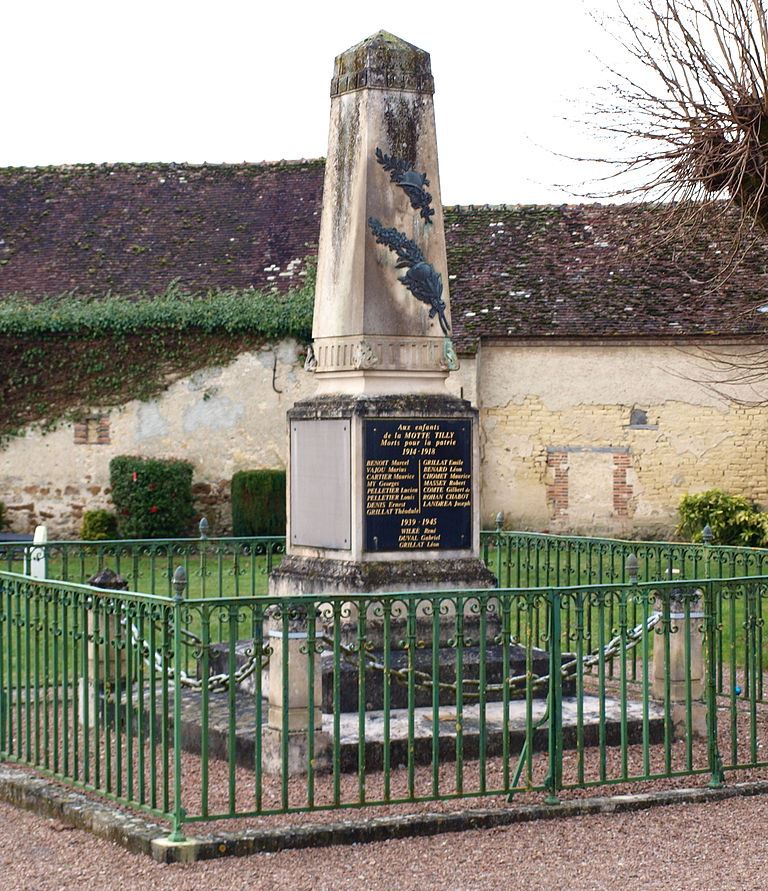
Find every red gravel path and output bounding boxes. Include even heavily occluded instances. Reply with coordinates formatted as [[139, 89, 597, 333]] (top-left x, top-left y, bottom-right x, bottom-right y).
[[1, 792, 768, 891]]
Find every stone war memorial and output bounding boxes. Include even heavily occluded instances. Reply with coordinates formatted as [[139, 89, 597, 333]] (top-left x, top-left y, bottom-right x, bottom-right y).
[[277, 31, 492, 594], [266, 31, 498, 768], [0, 30, 767, 864]]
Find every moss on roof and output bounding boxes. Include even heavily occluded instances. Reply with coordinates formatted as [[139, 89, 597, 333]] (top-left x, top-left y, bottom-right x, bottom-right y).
[[2, 162, 767, 347]]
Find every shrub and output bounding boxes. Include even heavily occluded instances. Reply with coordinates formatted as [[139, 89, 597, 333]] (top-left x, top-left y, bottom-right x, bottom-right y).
[[231, 470, 286, 536], [0, 501, 6, 531], [109, 456, 194, 539], [677, 489, 768, 546], [81, 509, 118, 541]]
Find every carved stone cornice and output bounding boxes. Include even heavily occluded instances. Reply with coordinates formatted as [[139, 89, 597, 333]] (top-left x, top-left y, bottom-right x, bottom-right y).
[[311, 335, 456, 374], [330, 31, 434, 98]]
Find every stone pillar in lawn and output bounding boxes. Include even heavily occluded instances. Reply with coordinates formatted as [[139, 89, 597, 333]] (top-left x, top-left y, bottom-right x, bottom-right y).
[[652, 586, 707, 738], [78, 569, 129, 731], [264, 31, 495, 773]]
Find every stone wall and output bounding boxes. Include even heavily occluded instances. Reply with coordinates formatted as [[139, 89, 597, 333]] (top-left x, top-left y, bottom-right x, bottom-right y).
[[2, 337, 767, 539], [0, 339, 473, 537], [478, 341, 768, 536], [0, 341, 314, 537]]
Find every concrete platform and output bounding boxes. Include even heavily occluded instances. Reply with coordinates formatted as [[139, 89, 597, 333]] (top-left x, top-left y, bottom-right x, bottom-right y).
[[169, 689, 666, 773]]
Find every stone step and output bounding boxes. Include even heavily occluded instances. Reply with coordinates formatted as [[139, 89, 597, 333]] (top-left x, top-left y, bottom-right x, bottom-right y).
[[168, 688, 665, 773]]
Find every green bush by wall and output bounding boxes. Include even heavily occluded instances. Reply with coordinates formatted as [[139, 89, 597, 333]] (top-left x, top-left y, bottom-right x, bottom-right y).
[[677, 489, 768, 546], [110, 456, 194, 539], [231, 470, 286, 536], [81, 509, 118, 541]]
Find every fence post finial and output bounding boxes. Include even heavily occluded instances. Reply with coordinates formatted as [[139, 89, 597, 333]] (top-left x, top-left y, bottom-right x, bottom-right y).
[[172, 565, 187, 600], [199, 517, 209, 539], [702, 524, 714, 545], [626, 553, 639, 584]]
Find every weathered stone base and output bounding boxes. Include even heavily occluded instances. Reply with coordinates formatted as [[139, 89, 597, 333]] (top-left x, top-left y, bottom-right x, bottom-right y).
[[261, 727, 333, 776], [671, 701, 708, 740], [270, 553, 496, 596], [268, 553, 499, 652], [166, 688, 662, 773], [318, 643, 564, 711], [150, 836, 201, 863], [208, 639, 567, 712]]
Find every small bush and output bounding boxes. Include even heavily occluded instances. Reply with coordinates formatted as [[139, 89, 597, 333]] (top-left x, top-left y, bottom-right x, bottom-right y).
[[81, 509, 118, 541], [231, 470, 286, 536], [109, 456, 194, 539], [677, 489, 768, 546]]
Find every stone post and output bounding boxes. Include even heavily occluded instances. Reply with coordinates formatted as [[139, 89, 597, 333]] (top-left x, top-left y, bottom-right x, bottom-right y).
[[652, 587, 707, 738], [263, 608, 329, 776], [79, 568, 129, 727]]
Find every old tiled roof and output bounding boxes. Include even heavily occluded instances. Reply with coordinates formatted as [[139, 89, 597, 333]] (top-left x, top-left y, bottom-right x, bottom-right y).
[[2, 161, 767, 347], [444, 203, 768, 349], [0, 161, 324, 294]]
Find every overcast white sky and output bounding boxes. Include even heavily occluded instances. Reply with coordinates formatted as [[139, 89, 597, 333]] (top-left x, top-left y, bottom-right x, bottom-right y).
[[2, 0, 632, 204]]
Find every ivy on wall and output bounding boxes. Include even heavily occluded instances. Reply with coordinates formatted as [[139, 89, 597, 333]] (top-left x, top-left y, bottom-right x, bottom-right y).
[[0, 274, 315, 444]]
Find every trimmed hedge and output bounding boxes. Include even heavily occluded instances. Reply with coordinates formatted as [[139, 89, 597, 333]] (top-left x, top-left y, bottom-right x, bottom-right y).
[[231, 470, 286, 536], [81, 509, 118, 541], [110, 456, 194, 539], [677, 489, 768, 546]]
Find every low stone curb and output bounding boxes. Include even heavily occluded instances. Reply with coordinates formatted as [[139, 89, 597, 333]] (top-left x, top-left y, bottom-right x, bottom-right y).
[[0, 767, 166, 856], [2, 764, 768, 863]]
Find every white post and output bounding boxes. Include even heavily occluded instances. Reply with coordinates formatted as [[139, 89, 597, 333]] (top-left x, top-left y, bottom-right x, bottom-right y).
[[27, 525, 48, 579]]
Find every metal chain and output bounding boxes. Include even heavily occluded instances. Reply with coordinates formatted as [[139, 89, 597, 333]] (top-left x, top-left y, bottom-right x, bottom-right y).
[[320, 612, 661, 701], [127, 611, 660, 697], [129, 623, 268, 693]]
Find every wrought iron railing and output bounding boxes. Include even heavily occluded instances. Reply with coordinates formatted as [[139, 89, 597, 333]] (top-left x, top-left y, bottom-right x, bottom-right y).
[[3, 527, 767, 694], [481, 529, 768, 587], [5, 528, 768, 596], [0, 535, 286, 598], [1, 562, 767, 841]]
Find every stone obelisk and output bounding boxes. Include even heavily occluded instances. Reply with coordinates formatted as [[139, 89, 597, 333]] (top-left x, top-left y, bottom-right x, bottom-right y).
[[265, 33, 494, 768], [271, 31, 494, 596]]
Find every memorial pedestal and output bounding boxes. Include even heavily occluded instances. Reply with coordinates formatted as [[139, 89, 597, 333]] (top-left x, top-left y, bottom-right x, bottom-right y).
[[271, 392, 495, 602], [266, 392, 497, 757]]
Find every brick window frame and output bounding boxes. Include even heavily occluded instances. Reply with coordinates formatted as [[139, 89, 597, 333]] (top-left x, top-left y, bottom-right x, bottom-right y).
[[74, 415, 111, 445], [545, 450, 569, 518], [546, 446, 635, 520]]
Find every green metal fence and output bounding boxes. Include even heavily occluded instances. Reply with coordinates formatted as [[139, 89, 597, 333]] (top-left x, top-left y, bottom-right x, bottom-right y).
[[481, 529, 768, 587], [5, 528, 768, 598], [2, 552, 768, 841], [0, 535, 286, 598]]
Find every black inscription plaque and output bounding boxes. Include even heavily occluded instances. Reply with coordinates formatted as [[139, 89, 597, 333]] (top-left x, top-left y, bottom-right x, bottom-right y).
[[364, 418, 472, 551]]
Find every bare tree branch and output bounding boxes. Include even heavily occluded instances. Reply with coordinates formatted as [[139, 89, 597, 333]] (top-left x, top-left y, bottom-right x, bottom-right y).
[[574, 2, 768, 397]]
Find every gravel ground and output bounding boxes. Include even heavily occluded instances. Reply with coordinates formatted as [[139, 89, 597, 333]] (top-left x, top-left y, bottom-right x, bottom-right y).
[[5, 673, 768, 888], [6, 689, 765, 834], [2, 791, 768, 890]]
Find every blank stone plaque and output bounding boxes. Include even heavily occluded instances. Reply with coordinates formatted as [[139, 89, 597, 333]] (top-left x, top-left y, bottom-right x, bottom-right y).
[[290, 419, 351, 549]]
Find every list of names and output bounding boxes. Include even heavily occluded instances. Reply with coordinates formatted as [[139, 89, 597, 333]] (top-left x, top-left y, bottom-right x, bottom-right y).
[[364, 419, 472, 551]]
